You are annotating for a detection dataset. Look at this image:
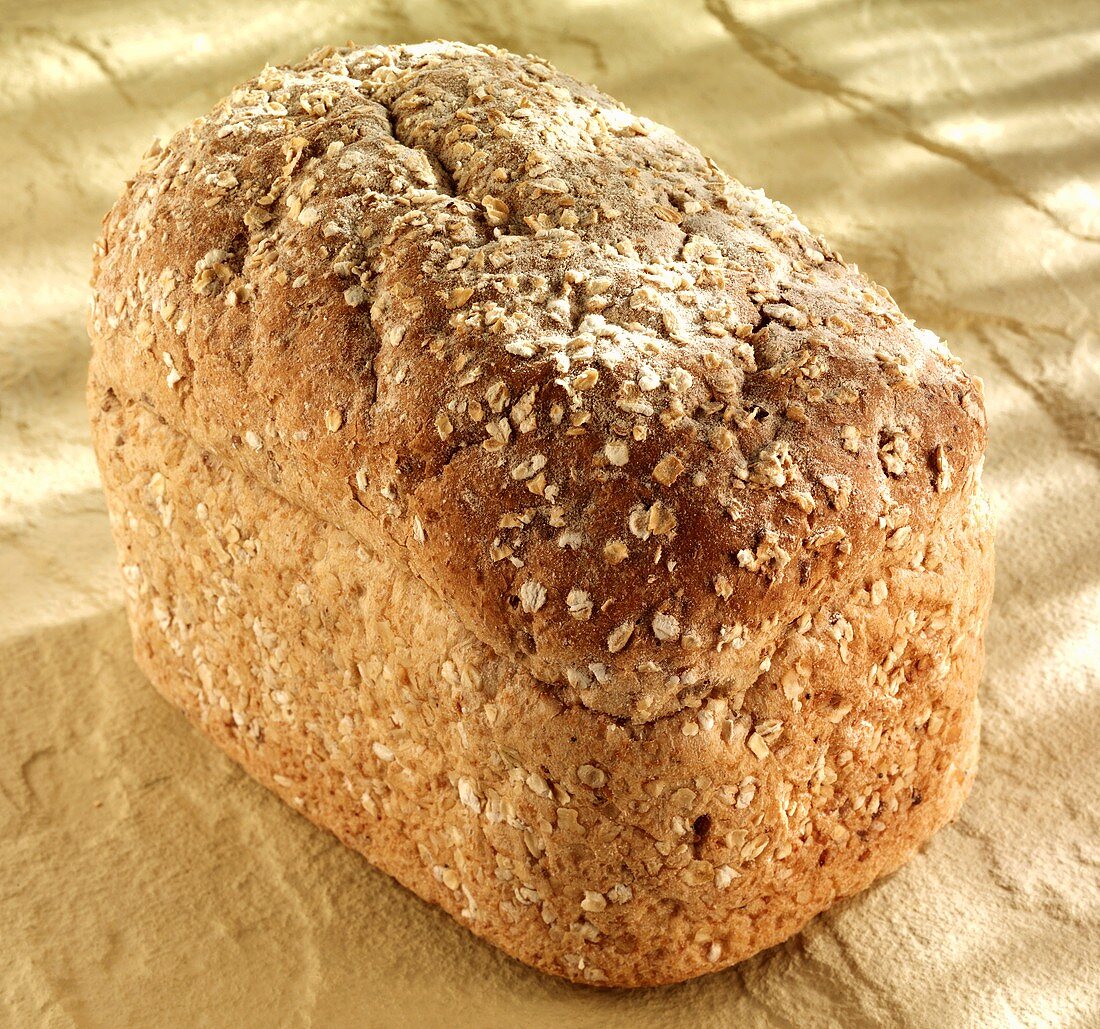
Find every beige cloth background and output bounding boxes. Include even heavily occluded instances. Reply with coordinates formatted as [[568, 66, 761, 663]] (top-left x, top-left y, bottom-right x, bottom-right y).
[[1, 1, 1097, 1026]]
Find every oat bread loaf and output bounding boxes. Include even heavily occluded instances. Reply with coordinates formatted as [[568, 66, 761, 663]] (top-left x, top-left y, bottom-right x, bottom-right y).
[[88, 41, 994, 986]]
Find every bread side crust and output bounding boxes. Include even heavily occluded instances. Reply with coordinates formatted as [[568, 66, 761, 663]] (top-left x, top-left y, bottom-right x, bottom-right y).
[[88, 41, 989, 721], [90, 380, 991, 987]]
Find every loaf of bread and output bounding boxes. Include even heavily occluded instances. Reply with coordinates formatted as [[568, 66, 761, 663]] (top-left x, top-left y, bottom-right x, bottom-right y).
[[88, 41, 994, 987]]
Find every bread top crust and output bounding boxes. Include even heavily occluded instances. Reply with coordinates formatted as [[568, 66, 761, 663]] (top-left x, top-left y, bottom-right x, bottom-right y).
[[89, 41, 987, 721]]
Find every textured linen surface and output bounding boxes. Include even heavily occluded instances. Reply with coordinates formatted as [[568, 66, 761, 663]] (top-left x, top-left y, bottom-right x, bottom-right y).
[[1, 1, 1097, 1026]]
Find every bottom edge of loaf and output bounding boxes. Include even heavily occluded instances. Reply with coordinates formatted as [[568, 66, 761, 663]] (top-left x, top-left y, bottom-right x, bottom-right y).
[[92, 383, 990, 988]]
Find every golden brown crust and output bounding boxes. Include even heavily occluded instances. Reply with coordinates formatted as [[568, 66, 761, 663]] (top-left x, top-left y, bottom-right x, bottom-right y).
[[89, 383, 991, 987], [88, 40, 995, 987], [88, 41, 988, 722]]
